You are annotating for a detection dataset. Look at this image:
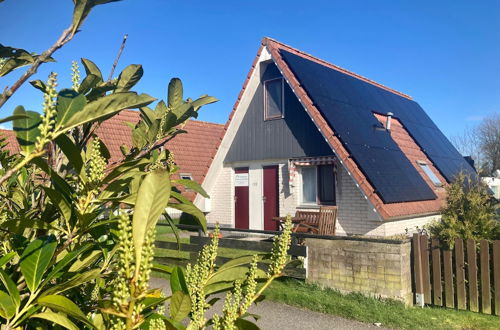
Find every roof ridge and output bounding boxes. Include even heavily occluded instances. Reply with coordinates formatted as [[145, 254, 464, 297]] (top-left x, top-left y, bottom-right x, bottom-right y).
[[262, 37, 412, 100]]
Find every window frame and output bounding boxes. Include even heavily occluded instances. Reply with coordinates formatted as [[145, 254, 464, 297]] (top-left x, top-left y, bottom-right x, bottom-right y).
[[300, 165, 336, 206], [416, 161, 442, 187], [180, 173, 193, 181], [263, 77, 285, 121]]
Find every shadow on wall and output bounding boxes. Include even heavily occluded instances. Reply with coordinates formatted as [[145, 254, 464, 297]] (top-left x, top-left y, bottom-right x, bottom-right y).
[[333, 165, 384, 237], [281, 164, 291, 199]]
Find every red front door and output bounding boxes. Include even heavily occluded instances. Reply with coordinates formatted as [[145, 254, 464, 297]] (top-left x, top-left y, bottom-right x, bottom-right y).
[[234, 168, 249, 229], [263, 166, 279, 231]]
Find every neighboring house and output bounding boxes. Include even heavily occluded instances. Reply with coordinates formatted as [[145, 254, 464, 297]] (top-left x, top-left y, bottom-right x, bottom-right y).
[[483, 172, 500, 200], [0, 110, 225, 203], [198, 38, 475, 237]]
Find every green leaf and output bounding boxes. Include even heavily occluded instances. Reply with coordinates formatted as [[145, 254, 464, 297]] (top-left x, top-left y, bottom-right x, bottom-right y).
[[169, 291, 191, 322], [38, 295, 95, 328], [61, 92, 155, 132], [235, 318, 261, 330], [80, 58, 103, 81], [207, 266, 267, 286], [0, 290, 16, 319], [54, 134, 84, 174], [0, 113, 30, 124], [170, 266, 188, 294], [42, 268, 100, 297], [67, 250, 101, 272], [78, 73, 100, 94], [0, 270, 20, 309], [152, 263, 173, 274], [116, 64, 143, 93], [19, 236, 57, 292], [0, 252, 16, 268], [12, 106, 41, 155], [43, 187, 72, 223], [56, 89, 87, 127], [31, 312, 79, 330], [132, 169, 171, 277], [41, 244, 92, 287], [29, 79, 47, 93], [218, 254, 269, 271], [168, 202, 207, 233], [191, 95, 218, 111], [168, 78, 183, 109], [172, 179, 209, 198]]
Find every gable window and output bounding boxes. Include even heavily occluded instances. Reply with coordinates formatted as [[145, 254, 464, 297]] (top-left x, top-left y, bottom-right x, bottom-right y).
[[264, 78, 284, 120], [417, 161, 441, 186], [301, 165, 336, 205]]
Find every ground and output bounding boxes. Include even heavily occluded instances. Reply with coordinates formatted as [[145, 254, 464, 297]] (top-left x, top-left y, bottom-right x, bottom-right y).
[[149, 277, 388, 329]]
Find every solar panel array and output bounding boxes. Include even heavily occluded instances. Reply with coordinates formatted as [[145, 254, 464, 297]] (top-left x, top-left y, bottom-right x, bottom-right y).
[[280, 50, 475, 204]]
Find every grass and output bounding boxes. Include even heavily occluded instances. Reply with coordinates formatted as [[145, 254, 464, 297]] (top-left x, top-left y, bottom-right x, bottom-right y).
[[264, 278, 500, 330]]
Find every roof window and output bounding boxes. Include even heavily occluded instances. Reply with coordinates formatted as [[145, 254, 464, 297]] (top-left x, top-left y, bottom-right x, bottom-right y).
[[417, 161, 441, 186]]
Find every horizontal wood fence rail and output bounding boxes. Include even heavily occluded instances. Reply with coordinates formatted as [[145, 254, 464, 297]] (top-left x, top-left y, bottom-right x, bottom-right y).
[[154, 233, 307, 279], [412, 233, 500, 316]]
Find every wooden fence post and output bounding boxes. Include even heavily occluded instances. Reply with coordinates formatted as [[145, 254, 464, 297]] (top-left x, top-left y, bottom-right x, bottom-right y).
[[467, 239, 479, 312], [420, 235, 431, 304], [412, 234, 424, 307], [431, 239, 442, 306], [443, 248, 454, 308], [480, 240, 491, 314], [454, 238, 466, 310], [493, 241, 500, 316]]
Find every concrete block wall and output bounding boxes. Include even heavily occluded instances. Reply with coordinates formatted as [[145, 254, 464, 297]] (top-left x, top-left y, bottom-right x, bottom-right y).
[[305, 237, 413, 304]]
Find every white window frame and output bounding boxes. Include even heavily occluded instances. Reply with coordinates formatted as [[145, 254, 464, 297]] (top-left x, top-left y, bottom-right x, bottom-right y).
[[263, 77, 285, 121], [299, 165, 336, 206], [417, 161, 442, 186]]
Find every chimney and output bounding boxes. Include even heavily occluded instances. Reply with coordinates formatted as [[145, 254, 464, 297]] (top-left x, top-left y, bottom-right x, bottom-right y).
[[386, 112, 393, 131]]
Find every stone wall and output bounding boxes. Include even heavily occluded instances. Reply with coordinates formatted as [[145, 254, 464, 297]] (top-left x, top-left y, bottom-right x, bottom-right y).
[[305, 237, 413, 304]]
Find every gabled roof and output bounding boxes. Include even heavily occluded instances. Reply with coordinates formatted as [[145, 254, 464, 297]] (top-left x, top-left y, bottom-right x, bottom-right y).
[[217, 37, 474, 220], [0, 111, 225, 201]]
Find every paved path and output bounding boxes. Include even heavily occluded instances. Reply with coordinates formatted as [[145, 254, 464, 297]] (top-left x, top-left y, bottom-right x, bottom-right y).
[[150, 277, 389, 330]]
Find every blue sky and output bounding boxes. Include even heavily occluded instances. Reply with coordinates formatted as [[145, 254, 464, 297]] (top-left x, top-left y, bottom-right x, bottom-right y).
[[1, 0, 499, 138]]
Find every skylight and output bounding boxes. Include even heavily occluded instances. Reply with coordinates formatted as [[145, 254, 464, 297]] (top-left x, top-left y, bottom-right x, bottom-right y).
[[417, 162, 441, 186]]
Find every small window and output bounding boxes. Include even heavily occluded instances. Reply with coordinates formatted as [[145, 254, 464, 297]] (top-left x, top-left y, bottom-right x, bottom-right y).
[[301, 165, 336, 205], [264, 78, 284, 120], [417, 161, 441, 186], [180, 174, 193, 180]]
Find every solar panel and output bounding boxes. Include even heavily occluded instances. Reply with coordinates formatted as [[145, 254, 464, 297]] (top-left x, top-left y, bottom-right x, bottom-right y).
[[280, 49, 472, 203]]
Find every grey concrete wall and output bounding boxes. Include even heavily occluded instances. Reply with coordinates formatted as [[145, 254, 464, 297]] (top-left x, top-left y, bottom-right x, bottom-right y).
[[305, 237, 413, 304]]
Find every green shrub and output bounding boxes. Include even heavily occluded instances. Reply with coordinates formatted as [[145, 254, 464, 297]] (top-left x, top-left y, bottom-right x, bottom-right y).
[[429, 173, 500, 248]]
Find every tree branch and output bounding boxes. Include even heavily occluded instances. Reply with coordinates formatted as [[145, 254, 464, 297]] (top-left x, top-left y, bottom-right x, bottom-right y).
[[0, 25, 76, 110]]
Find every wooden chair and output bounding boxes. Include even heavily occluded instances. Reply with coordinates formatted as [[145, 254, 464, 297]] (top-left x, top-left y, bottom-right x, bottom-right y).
[[293, 210, 320, 233], [317, 206, 337, 236]]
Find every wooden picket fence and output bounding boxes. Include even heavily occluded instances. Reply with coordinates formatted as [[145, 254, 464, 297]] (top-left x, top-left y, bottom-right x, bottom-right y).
[[412, 234, 500, 315]]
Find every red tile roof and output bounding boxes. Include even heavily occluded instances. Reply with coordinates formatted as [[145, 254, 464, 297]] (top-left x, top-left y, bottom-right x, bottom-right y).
[[0, 111, 224, 201], [223, 37, 444, 220]]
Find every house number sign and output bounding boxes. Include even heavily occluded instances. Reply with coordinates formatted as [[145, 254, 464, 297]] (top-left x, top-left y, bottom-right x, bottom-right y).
[[235, 173, 249, 187]]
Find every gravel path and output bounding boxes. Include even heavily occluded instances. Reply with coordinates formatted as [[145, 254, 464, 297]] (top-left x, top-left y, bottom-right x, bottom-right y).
[[150, 277, 390, 330]]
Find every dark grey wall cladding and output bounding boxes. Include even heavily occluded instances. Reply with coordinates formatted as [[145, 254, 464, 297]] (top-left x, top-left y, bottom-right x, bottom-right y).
[[224, 62, 333, 163]]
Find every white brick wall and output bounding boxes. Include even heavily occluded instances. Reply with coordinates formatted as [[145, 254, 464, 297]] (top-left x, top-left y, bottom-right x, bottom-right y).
[[334, 163, 385, 236], [206, 166, 233, 226], [383, 214, 440, 237]]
